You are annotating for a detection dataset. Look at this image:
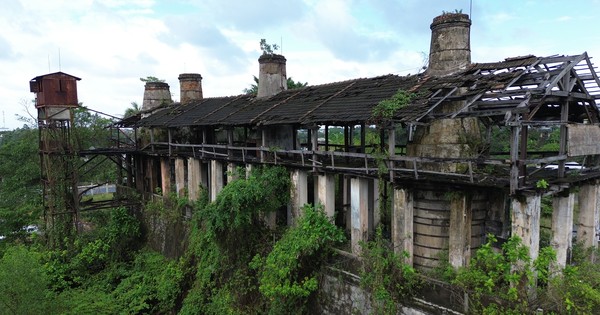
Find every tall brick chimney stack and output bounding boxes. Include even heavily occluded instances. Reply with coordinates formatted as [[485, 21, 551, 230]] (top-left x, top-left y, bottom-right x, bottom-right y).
[[407, 12, 480, 170], [178, 73, 203, 104], [426, 13, 471, 76], [257, 54, 287, 98], [142, 82, 172, 112]]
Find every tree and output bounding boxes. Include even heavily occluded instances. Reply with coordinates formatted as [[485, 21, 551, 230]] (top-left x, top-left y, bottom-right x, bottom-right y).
[[243, 76, 308, 95], [124, 102, 141, 118], [139, 76, 165, 83], [0, 126, 42, 241], [260, 39, 279, 55]]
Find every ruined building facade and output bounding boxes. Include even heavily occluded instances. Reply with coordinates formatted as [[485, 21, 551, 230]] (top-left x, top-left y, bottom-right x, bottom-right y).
[[60, 12, 600, 311]]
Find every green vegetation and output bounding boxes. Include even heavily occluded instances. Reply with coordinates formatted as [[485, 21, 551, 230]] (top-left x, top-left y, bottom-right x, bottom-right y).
[[371, 89, 415, 124], [360, 227, 420, 314], [139, 76, 165, 83], [252, 205, 345, 314], [0, 127, 41, 243], [243, 76, 308, 95], [260, 39, 279, 55]]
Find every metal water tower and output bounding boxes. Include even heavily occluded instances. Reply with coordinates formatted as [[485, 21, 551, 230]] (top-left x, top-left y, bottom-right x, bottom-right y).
[[30, 71, 81, 248]]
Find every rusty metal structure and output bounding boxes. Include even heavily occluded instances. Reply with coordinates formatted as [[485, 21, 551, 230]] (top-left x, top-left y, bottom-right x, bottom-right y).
[[30, 72, 81, 247]]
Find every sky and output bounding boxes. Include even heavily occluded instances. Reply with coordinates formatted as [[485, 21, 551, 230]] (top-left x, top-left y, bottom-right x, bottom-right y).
[[1, 0, 600, 130]]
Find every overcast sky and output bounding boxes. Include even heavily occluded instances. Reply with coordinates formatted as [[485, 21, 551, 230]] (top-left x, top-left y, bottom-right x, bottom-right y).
[[1, 0, 600, 130]]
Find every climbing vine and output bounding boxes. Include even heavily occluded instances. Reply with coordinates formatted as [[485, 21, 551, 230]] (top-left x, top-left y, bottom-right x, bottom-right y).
[[360, 227, 420, 314], [251, 204, 345, 314]]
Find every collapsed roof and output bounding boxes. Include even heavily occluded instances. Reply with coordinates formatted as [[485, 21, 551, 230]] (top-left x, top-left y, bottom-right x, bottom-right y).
[[137, 52, 600, 128]]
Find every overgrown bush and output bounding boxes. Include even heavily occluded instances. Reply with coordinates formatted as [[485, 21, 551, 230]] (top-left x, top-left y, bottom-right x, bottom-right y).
[[360, 227, 420, 314], [452, 235, 555, 314], [181, 166, 292, 314], [544, 243, 600, 313], [0, 245, 51, 314], [252, 204, 345, 314]]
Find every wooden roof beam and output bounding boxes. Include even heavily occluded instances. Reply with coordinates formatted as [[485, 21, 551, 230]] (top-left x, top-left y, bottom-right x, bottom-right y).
[[544, 53, 587, 95]]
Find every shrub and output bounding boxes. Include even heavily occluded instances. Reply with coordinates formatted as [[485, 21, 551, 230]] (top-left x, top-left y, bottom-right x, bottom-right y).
[[252, 204, 345, 314]]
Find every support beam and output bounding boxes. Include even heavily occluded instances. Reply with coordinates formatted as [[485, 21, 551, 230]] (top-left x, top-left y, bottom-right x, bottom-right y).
[[289, 169, 308, 225], [351, 177, 369, 254], [511, 194, 541, 261], [392, 187, 414, 266], [551, 192, 575, 268], [210, 160, 224, 202], [578, 183, 600, 249], [187, 158, 201, 201], [449, 193, 472, 268], [175, 158, 185, 197], [317, 173, 336, 219], [160, 158, 171, 198]]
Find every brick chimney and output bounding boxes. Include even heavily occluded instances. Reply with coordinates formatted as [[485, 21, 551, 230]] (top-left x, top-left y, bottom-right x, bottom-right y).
[[178, 73, 203, 104], [426, 13, 471, 76], [257, 54, 287, 98], [142, 82, 172, 111], [407, 13, 480, 171]]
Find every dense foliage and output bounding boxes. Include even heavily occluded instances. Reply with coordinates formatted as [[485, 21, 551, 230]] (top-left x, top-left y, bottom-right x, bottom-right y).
[[252, 205, 345, 314], [360, 227, 420, 314], [0, 127, 42, 242], [451, 235, 557, 314]]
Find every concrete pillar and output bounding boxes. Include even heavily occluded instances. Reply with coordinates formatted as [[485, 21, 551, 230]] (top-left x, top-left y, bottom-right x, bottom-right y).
[[160, 158, 171, 197], [175, 158, 186, 197], [351, 177, 369, 254], [210, 160, 224, 202], [245, 164, 253, 179], [551, 192, 575, 268], [372, 179, 381, 230], [578, 183, 600, 248], [317, 173, 336, 219], [227, 163, 239, 184], [289, 169, 308, 225], [511, 194, 541, 261], [187, 158, 201, 201], [449, 193, 472, 268], [393, 187, 414, 266]]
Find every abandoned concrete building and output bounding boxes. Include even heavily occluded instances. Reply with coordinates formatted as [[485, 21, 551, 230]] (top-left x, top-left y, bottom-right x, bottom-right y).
[[32, 12, 600, 312]]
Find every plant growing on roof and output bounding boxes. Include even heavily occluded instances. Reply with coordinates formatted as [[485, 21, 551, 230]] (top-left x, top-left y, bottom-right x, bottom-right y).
[[371, 89, 415, 124], [259, 39, 279, 55], [139, 76, 165, 83]]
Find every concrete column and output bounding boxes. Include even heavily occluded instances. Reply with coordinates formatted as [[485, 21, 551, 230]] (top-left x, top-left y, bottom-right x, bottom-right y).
[[210, 160, 224, 202], [187, 158, 201, 201], [227, 163, 239, 184], [160, 158, 171, 197], [449, 193, 472, 268], [371, 179, 381, 231], [551, 192, 575, 268], [245, 164, 253, 179], [578, 183, 600, 248], [175, 158, 186, 197], [511, 194, 541, 261], [351, 177, 369, 254], [392, 187, 414, 266], [289, 169, 308, 225], [317, 173, 336, 219]]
